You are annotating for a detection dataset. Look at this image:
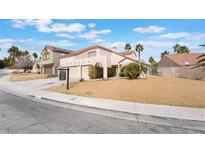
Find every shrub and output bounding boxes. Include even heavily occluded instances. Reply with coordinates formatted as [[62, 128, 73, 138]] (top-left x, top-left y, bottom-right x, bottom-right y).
[[88, 65, 96, 79], [88, 65, 103, 79], [96, 66, 103, 78], [120, 63, 145, 79], [108, 67, 116, 77], [119, 72, 125, 77], [79, 78, 84, 82]]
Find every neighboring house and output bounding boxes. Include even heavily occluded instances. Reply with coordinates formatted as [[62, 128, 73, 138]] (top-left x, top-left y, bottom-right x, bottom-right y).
[[158, 53, 205, 79], [59, 45, 150, 80], [37, 46, 72, 74]]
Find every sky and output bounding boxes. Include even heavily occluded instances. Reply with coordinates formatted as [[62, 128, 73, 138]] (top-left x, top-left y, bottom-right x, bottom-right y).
[[1, 19, 205, 61]]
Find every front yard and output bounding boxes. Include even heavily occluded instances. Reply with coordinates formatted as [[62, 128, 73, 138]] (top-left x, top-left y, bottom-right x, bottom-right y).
[[10, 73, 50, 82], [45, 76, 205, 108]]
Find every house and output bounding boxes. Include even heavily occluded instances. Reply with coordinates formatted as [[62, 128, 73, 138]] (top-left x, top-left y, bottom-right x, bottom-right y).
[[59, 45, 150, 80], [36, 45, 72, 74], [158, 53, 205, 79]]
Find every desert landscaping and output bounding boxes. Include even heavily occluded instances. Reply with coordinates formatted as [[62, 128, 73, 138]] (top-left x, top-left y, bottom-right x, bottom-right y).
[[45, 76, 205, 108]]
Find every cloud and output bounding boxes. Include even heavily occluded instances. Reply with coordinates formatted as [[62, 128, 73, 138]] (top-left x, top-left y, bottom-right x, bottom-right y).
[[90, 38, 105, 43], [11, 20, 86, 33], [0, 42, 14, 49], [19, 38, 33, 43], [134, 40, 190, 61], [160, 32, 205, 40], [133, 25, 166, 33], [88, 23, 96, 28], [39, 40, 76, 47], [0, 38, 16, 50], [56, 33, 74, 39], [102, 41, 126, 50], [49, 23, 86, 33], [78, 29, 112, 39], [12, 19, 52, 31], [0, 38, 16, 43], [135, 40, 190, 49]]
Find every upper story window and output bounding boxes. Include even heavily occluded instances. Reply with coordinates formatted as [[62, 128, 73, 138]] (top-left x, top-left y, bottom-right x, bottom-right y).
[[88, 51, 96, 57], [43, 52, 50, 60]]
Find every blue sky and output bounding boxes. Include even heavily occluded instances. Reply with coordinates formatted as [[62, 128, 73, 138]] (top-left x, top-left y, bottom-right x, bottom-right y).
[[1, 19, 205, 61]]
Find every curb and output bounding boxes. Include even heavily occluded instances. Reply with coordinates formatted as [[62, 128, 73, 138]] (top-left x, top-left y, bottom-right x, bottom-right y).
[[1, 86, 205, 131]]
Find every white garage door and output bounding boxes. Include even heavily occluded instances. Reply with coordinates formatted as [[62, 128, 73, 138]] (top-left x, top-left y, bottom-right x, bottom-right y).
[[69, 66, 80, 81], [82, 66, 90, 80]]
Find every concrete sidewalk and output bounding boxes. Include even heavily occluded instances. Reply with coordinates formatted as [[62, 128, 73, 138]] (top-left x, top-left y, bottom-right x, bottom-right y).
[[1, 75, 205, 123]]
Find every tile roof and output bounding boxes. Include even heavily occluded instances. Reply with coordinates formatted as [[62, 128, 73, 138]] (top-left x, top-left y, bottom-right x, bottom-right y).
[[164, 53, 204, 66], [119, 51, 133, 55], [60, 45, 150, 66], [44, 45, 73, 54]]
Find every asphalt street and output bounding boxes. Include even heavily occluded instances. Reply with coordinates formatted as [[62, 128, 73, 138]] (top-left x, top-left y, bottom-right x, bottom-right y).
[[0, 89, 204, 134]]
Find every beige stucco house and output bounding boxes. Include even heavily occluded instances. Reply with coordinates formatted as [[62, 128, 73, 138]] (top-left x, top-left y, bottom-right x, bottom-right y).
[[59, 45, 150, 80], [36, 46, 72, 74]]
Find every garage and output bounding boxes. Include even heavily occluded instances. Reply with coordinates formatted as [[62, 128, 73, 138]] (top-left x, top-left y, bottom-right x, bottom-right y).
[[82, 66, 90, 80], [44, 64, 53, 74], [69, 66, 80, 80]]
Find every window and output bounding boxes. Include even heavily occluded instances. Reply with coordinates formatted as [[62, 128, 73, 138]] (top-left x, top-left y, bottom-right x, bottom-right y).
[[43, 52, 50, 60], [88, 51, 96, 57]]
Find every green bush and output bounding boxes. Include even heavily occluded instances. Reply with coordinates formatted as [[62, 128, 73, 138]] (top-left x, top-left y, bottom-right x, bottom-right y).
[[88, 65, 103, 79], [108, 67, 116, 77], [120, 63, 145, 79], [119, 72, 125, 77]]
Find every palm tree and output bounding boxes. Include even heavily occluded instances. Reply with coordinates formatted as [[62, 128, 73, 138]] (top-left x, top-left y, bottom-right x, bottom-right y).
[[124, 43, 132, 51], [173, 44, 190, 54], [135, 43, 144, 60], [192, 44, 205, 71], [32, 52, 38, 62], [161, 50, 169, 58], [192, 54, 205, 71], [7, 46, 21, 67]]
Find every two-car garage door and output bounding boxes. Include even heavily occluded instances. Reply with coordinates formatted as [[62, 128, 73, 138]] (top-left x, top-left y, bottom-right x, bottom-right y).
[[69, 65, 90, 80], [44, 65, 53, 74]]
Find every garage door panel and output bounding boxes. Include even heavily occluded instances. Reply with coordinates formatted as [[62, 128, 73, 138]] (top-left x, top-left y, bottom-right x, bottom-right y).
[[82, 66, 90, 80], [44, 65, 53, 74], [69, 66, 80, 80]]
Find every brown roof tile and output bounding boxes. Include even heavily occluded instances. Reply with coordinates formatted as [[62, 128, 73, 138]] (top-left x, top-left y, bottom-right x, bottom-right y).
[[164, 53, 205, 66], [60, 45, 150, 66], [44, 45, 72, 54]]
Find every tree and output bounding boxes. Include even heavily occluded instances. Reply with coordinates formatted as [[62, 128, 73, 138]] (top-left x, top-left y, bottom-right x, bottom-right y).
[[0, 59, 6, 69], [161, 50, 169, 58], [124, 43, 132, 51], [32, 52, 38, 62], [23, 50, 29, 56], [119, 63, 147, 79], [135, 43, 144, 60], [7, 46, 21, 67], [149, 57, 155, 64], [173, 44, 190, 54], [191, 45, 205, 71], [192, 54, 205, 71], [13, 54, 33, 72]]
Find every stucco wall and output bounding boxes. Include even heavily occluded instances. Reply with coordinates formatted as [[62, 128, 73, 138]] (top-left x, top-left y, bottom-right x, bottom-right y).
[[158, 66, 205, 79]]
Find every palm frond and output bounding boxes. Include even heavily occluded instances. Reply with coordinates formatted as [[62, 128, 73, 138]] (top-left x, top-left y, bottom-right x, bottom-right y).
[[197, 54, 205, 59], [191, 63, 205, 69], [196, 58, 205, 64]]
